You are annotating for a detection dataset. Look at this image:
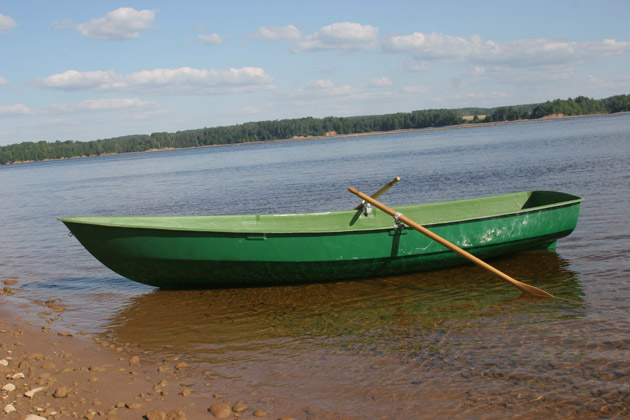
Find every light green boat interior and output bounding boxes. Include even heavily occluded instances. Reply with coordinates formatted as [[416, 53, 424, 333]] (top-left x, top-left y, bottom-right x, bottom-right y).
[[59, 190, 583, 234]]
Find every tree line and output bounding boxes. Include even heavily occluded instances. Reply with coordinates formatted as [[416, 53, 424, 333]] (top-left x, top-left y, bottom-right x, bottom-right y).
[[1, 94, 629, 165], [482, 94, 630, 122]]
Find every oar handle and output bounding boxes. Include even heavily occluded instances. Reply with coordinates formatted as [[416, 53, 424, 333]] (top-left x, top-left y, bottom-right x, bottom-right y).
[[348, 187, 554, 298]]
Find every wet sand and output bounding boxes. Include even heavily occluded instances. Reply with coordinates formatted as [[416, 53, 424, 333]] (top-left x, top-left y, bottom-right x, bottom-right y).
[[1, 281, 293, 420]]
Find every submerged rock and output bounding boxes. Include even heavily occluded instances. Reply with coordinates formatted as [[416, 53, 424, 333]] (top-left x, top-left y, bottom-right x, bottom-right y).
[[146, 410, 167, 420], [209, 402, 232, 418]]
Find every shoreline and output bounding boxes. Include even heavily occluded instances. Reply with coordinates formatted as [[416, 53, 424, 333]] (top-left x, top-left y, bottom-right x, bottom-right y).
[[1, 113, 618, 166], [0, 280, 295, 420]]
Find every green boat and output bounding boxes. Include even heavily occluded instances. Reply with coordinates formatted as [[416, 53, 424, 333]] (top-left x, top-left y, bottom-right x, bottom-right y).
[[59, 190, 583, 289]]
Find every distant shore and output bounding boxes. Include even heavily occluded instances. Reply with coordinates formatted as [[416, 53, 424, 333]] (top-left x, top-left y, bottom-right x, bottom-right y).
[[2, 113, 606, 167]]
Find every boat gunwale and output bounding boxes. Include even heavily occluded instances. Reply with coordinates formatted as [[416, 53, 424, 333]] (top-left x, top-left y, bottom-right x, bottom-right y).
[[58, 191, 584, 235]]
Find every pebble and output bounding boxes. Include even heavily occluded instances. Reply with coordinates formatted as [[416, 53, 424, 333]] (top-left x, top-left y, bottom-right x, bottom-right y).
[[175, 362, 190, 370], [24, 415, 47, 420], [41, 362, 57, 370], [233, 400, 248, 412], [25, 386, 46, 398], [4, 403, 17, 414], [0, 359, 8, 366], [2, 383, 16, 392], [167, 409, 188, 420], [146, 410, 167, 420], [129, 355, 141, 366], [53, 386, 69, 398], [209, 402, 232, 418], [253, 409, 267, 417]]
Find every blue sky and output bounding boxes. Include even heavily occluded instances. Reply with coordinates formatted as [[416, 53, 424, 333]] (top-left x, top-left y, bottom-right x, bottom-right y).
[[1, 0, 629, 146]]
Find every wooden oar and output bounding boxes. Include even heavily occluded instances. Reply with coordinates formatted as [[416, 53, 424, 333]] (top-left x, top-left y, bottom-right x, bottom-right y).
[[348, 187, 554, 298], [354, 176, 401, 210]]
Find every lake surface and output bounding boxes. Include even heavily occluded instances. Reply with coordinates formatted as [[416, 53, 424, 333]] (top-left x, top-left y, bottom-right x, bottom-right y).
[[1, 114, 629, 419]]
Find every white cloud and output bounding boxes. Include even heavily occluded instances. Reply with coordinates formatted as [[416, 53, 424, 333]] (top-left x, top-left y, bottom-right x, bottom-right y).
[[587, 74, 630, 90], [36, 67, 275, 94], [51, 19, 76, 30], [293, 22, 379, 52], [383, 32, 482, 59], [383, 32, 630, 70], [303, 79, 359, 96], [37, 70, 124, 90], [254, 22, 379, 52], [253, 24, 302, 40], [76, 7, 157, 40], [0, 13, 17, 34], [41, 98, 161, 114], [0, 98, 160, 118], [431, 91, 511, 107], [402, 61, 429, 72], [402, 85, 428, 94], [0, 104, 32, 116], [371, 76, 393, 87], [0, 76, 8, 86], [198, 33, 225, 45]]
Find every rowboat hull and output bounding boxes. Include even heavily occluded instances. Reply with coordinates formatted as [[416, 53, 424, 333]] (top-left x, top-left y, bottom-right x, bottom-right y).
[[59, 191, 583, 288]]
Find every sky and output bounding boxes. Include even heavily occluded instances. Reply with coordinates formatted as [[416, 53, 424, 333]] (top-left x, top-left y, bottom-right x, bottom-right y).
[[1, 0, 629, 146]]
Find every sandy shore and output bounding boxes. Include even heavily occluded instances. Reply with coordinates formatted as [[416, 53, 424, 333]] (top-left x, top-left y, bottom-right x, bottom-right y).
[[1, 281, 294, 420]]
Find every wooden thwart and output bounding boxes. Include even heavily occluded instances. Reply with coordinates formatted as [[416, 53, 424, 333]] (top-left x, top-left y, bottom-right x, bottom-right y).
[[348, 187, 554, 298]]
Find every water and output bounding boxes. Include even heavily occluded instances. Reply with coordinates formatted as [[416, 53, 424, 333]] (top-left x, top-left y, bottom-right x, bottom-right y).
[[1, 114, 629, 419]]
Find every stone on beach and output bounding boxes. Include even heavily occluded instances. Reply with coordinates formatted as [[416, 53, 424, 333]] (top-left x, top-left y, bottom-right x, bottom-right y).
[[25, 386, 46, 398], [4, 403, 17, 414], [25, 415, 48, 420], [167, 409, 188, 420], [53, 386, 69, 398], [233, 400, 248, 412], [146, 410, 167, 420], [2, 382, 16, 391], [209, 402, 233, 418], [175, 361, 189, 370]]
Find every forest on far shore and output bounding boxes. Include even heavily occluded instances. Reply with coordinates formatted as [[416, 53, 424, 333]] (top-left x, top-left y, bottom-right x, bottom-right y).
[[1, 94, 629, 165]]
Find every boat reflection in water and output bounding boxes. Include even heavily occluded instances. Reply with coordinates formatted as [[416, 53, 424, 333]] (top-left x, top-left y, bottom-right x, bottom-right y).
[[103, 250, 598, 420]]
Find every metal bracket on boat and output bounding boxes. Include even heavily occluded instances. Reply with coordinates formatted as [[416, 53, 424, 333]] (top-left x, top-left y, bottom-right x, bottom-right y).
[[394, 212, 405, 228], [362, 201, 372, 216]]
